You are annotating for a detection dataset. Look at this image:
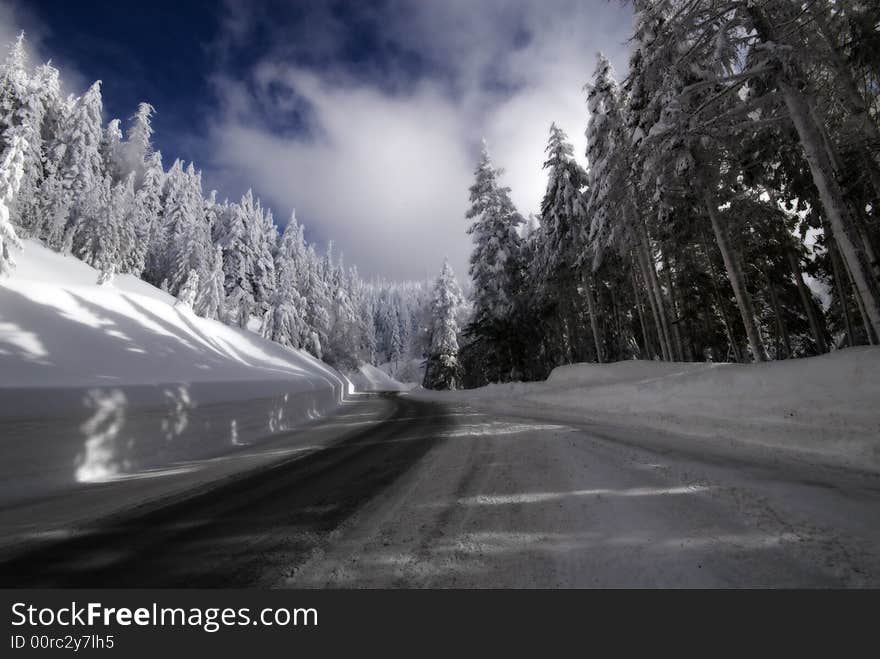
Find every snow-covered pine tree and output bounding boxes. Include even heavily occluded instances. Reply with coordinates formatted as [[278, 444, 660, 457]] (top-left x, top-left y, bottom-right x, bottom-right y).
[[101, 118, 124, 182], [423, 258, 463, 390], [195, 245, 226, 320], [113, 173, 138, 273], [388, 313, 403, 372], [463, 140, 525, 383], [585, 54, 629, 268], [78, 176, 117, 283], [537, 123, 601, 364], [131, 151, 164, 278], [0, 35, 48, 239], [165, 163, 211, 296], [0, 126, 26, 277], [251, 201, 277, 318], [217, 190, 258, 328], [349, 267, 376, 364], [0, 33, 28, 143], [263, 217, 308, 348], [175, 269, 200, 309], [38, 158, 69, 250], [120, 102, 154, 185], [302, 243, 331, 358], [58, 81, 106, 255]]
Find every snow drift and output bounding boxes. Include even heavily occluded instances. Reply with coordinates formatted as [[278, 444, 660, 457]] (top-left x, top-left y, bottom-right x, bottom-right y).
[[0, 240, 349, 503], [413, 349, 880, 472]]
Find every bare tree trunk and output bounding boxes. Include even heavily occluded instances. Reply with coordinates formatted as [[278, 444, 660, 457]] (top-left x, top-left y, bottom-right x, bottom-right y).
[[583, 271, 603, 363], [703, 190, 768, 362], [829, 237, 856, 347], [785, 249, 828, 354]]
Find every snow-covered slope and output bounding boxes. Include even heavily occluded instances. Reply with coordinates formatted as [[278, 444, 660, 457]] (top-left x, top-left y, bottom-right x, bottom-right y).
[[350, 363, 415, 392], [0, 240, 349, 502], [413, 349, 880, 472]]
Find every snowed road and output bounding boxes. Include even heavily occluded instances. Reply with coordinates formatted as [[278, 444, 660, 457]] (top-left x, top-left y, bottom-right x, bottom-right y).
[[1, 392, 878, 587]]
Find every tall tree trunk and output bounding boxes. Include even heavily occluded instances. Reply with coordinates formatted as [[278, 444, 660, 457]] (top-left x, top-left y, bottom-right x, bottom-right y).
[[841, 251, 877, 345], [660, 248, 685, 361], [829, 237, 856, 347], [703, 189, 768, 362], [786, 248, 828, 354], [636, 245, 669, 361], [561, 315, 573, 364], [637, 222, 675, 360], [631, 263, 653, 359], [700, 229, 742, 362], [767, 282, 791, 359], [583, 271, 603, 363], [608, 283, 623, 359]]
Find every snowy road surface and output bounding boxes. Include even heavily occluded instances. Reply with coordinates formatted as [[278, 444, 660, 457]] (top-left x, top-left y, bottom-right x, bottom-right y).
[[0, 392, 878, 587]]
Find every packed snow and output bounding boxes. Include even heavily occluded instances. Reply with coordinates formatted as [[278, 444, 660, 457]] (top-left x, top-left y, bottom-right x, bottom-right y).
[[412, 349, 880, 473], [0, 240, 350, 502]]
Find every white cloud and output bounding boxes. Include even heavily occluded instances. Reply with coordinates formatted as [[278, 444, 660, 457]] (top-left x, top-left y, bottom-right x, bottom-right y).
[[207, 0, 634, 280], [210, 69, 474, 280]]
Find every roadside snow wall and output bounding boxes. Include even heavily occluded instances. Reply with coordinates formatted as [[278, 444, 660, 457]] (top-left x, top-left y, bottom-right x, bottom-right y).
[[414, 348, 880, 472], [0, 241, 349, 503]]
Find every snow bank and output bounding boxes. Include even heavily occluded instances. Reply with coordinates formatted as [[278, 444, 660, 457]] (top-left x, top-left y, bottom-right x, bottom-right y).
[[413, 349, 880, 472], [350, 363, 416, 392], [0, 240, 349, 502]]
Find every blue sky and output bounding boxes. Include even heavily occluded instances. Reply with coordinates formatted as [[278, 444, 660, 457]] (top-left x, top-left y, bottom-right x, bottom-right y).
[[2, 0, 633, 280]]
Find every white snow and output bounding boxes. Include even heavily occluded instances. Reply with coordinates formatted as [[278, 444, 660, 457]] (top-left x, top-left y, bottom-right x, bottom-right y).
[[0, 240, 349, 502], [412, 349, 880, 472], [350, 362, 415, 392]]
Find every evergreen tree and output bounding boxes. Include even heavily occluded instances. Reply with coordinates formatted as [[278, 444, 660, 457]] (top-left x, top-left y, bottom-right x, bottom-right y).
[[263, 218, 308, 348], [536, 123, 600, 365], [302, 243, 331, 357], [217, 191, 258, 328], [101, 118, 123, 181], [251, 201, 277, 316], [58, 81, 106, 254], [463, 141, 525, 384], [76, 176, 116, 282], [196, 245, 226, 320], [0, 35, 47, 239], [165, 164, 211, 296], [132, 151, 164, 278], [0, 127, 26, 277], [175, 269, 200, 309], [424, 259, 463, 390], [121, 102, 154, 184]]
